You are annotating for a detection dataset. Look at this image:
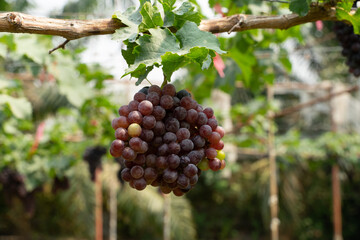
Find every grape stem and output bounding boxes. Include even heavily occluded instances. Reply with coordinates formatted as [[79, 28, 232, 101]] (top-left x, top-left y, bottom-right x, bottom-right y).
[[161, 74, 167, 88]]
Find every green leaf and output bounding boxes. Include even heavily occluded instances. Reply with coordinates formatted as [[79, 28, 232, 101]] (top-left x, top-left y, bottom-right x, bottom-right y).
[[14, 35, 50, 64], [123, 28, 180, 78], [122, 41, 139, 65], [289, 0, 311, 16], [336, 5, 360, 34], [176, 21, 225, 54], [139, 1, 164, 32], [162, 52, 187, 79], [0, 94, 32, 119], [173, 2, 201, 28], [112, 6, 142, 42]]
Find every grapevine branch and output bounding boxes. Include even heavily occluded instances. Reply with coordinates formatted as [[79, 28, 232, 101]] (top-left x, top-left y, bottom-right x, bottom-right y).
[[0, 6, 339, 40]]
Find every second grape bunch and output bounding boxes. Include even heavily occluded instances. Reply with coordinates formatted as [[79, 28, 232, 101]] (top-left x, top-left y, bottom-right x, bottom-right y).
[[110, 84, 226, 196]]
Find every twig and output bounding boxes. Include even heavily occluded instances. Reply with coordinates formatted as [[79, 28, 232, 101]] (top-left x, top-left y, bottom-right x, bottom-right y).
[[228, 14, 246, 34], [48, 39, 70, 54]]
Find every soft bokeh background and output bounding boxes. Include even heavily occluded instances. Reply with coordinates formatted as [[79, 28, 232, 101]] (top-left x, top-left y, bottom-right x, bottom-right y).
[[1, 1, 360, 240]]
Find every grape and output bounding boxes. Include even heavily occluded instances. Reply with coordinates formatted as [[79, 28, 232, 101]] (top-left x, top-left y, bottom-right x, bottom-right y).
[[174, 106, 187, 120], [167, 154, 180, 169], [133, 178, 147, 190], [115, 128, 129, 141], [198, 158, 210, 171], [180, 139, 194, 152], [146, 154, 157, 167], [215, 126, 225, 138], [208, 158, 221, 171], [160, 185, 172, 194], [205, 148, 217, 159], [128, 111, 143, 124], [183, 164, 197, 177], [148, 85, 162, 96], [173, 188, 185, 196], [153, 106, 166, 120], [165, 118, 180, 133], [186, 109, 198, 124], [154, 121, 166, 136], [180, 96, 196, 110], [158, 143, 169, 156], [118, 105, 130, 117], [111, 85, 226, 196], [138, 100, 153, 116], [146, 92, 160, 106], [143, 115, 156, 129], [112, 116, 129, 129], [176, 128, 190, 142], [334, 22, 360, 77], [160, 95, 174, 109], [134, 154, 146, 165], [152, 136, 163, 147], [211, 140, 224, 150], [121, 168, 132, 182], [128, 100, 139, 111], [163, 169, 178, 183], [197, 112, 208, 126], [128, 123, 142, 137], [199, 125, 212, 139], [192, 135, 205, 148], [188, 150, 202, 165], [140, 129, 154, 142], [207, 118, 218, 130], [173, 97, 180, 108], [162, 84, 176, 96], [179, 156, 190, 169], [203, 107, 214, 118], [209, 132, 221, 144], [180, 121, 191, 130], [122, 147, 137, 161], [168, 142, 181, 154], [139, 141, 149, 153], [156, 156, 168, 169], [163, 132, 177, 143], [217, 150, 226, 160], [176, 89, 191, 99], [130, 165, 144, 179], [144, 167, 158, 183], [138, 86, 149, 95], [134, 92, 146, 102], [220, 160, 226, 170], [177, 174, 190, 188], [189, 174, 198, 185]]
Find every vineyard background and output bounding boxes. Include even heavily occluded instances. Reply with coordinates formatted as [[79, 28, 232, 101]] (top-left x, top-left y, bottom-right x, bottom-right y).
[[1, 0, 360, 240]]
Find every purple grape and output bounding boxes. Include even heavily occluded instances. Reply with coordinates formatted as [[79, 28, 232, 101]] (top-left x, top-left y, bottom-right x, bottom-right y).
[[145, 154, 157, 167], [207, 118, 218, 130], [162, 84, 176, 96], [197, 112, 208, 126], [115, 127, 129, 141], [165, 118, 180, 133], [199, 125, 212, 139], [128, 111, 143, 124], [153, 106, 166, 120], [192, 135, 205, 148], [168, 142, 181, 154], [143, 115, 156, 129], [133, 178, 147, 190], [203, 107, 214, 118], [144, 167, 158, 183], [163, 169, 178, 183], [163, 132, 177, 143], [158, 143, 169, 156], [184, 164, 198, 177], [167, 154, 180, 169], [156, 156, 168, 169], [148, 85, 162, 96], [153, 121, 166, 136], [174, 106, 187, 120], [118, 105, 130, 117], [129, 137, 142, 152], [130, 165, 144, 179], [138, 100, 153, 116], [121, 168, 132, 182], [160, 95, 174, 109], [180, 139, 194, 152], [122, 147, 137, 161], [186, 109, 198, 124], [134, 92, 146, 102], [146, 92, 160, 106], [140, 129, 154, 142], [177, 174, 190, 188], [128, 100, 139, 111]]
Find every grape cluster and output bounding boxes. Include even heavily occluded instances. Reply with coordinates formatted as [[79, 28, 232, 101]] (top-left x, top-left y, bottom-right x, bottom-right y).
[[83, 146, 107, 181], [110, 84, 226, 196], [334, 22, 360, 77]]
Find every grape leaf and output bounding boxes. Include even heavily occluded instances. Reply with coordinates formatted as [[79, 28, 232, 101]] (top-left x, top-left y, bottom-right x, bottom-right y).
[[139, 1, 164, 32], [173, 2, 201, 28], [176, 21, 225, 54], [112, 6, 142, 42], [0, 94, 32, 119], [289, 0, 311, 16], [336, 2, 360, 34]]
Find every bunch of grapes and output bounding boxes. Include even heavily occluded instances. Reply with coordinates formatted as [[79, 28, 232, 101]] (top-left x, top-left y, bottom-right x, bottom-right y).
[[334, 21, 360, 77], [83, 146, 107, 181], [110, 84, 226, 196]]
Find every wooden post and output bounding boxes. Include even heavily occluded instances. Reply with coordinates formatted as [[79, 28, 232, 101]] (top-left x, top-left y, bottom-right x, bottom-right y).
[[95, 167, 103, 240], [329, 85, 343, 240], [163, 194, 171, 240], [267, 85, 279, 240]]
